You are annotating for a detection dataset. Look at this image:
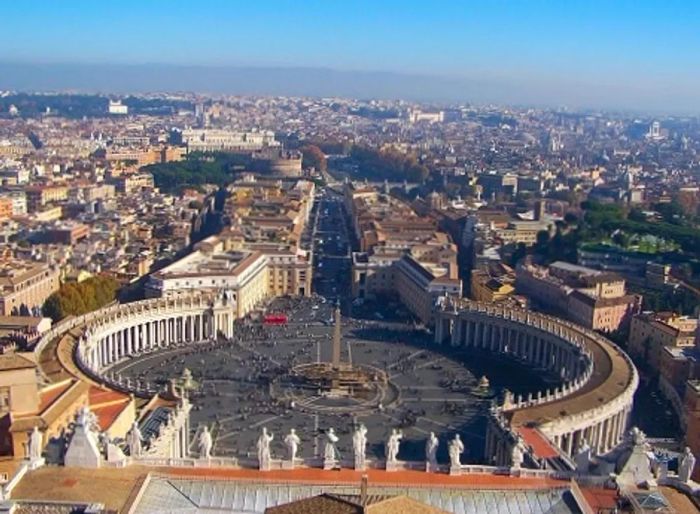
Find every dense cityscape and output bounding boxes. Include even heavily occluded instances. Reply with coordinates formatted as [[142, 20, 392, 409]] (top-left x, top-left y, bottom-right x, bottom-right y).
[[0, 90, 697, 512], [0, 2, 699, 512]]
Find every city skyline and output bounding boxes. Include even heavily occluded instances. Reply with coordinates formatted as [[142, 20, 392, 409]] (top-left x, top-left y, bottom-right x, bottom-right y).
[[1, 0, 699, 113]]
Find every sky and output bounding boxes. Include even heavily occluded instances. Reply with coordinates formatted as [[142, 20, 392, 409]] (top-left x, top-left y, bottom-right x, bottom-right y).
[[1, 1, 699, 112]]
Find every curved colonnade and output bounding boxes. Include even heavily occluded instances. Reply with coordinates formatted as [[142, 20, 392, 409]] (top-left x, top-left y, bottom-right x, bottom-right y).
[[435, 302, 638, 465], [34, 294, 638, 471], [35, 294, 236, 395]]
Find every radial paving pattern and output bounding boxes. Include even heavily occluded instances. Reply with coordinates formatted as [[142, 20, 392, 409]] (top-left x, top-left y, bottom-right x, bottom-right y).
[[111, 299, 553, 464]]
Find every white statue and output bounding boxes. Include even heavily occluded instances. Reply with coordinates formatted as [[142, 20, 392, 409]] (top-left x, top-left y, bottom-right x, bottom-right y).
[[448, 434, 464, 468], [324, 428, 339, 462], [353, 424, 368, 470], [76, 406, 99, 433], [629, 427, 649, 449], [64, 407, 101, 468], [284, 428, 300, 462], [127, 422, 143, 457], [257, 427, 274, 470], [574, 438, 592, 473], [28, 426, 43, 461], [511, 438, 525, 469], [426, 432, 439, 470], [107, 442, 126, 464], [386, 428, 403, 463], [198, 426, 213, 459], [679, 446, 697, 483]]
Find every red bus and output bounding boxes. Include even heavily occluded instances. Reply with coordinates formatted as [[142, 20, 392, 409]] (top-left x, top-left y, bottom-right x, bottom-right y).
[[263, 313, 288, 325]]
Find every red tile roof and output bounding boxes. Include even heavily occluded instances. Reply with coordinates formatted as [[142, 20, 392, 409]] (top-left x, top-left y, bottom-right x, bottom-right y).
[[518, 427, 560, 459]]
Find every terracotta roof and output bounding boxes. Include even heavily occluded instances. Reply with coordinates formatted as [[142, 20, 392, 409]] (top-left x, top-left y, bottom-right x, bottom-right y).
[[38, 380, 74, 412], [159, 466, 569, 490], [92, 401, 130, 431], [265, 493, 446, 514], [265, 494, 362, 514], [89, 386, 132, 431], [518, 427, 560, 459]]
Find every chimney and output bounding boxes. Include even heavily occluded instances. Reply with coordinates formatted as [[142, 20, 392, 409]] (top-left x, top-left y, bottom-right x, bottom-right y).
[[360, 473, 368, 506]]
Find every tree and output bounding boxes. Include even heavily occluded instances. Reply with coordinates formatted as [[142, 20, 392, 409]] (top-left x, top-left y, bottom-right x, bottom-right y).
[[42, 275, 120, 322], [564, 212, 578, 225], [300, 144, 327, 172]]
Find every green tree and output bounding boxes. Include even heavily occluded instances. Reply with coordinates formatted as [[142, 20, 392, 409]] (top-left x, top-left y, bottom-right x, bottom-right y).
[[42, 275, 120, 321]]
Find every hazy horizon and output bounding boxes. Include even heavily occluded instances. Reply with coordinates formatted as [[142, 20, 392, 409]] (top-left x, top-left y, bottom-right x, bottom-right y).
[[1, 1, 699, 115], [1, 61, 698, 116]]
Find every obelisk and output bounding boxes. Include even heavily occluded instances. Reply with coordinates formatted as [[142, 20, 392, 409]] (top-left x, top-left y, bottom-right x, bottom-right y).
[[332, 302, 341, 369]]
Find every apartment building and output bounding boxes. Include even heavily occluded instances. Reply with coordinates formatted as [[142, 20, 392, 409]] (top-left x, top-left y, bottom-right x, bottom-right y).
[[181, 129, 279, 153], [346, 183, 461, 325], [516, 260, 640, 332], [0, 260, 61, 316], [629, 312, 698, 371], [25, 185, 69, 212], [145, 237, 312, 317], [145, 177, 315, 313]]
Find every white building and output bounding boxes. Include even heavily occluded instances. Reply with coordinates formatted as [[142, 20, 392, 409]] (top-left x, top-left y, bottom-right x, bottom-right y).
[[181, 129, 279, 153], [108, 100, 128, 115]]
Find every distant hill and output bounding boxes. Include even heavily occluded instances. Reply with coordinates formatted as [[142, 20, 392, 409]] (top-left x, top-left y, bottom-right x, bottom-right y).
[[0, 62, 697, 114]]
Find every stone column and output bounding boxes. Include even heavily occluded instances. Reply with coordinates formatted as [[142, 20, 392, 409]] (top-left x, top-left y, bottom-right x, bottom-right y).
[[565, 432, 574, 456], [125, 327, 132, 356], [435, 316, 444, 344], [107, 334, 113, 364], [600, 418, 609, 453], [97, 339, 103, 368]]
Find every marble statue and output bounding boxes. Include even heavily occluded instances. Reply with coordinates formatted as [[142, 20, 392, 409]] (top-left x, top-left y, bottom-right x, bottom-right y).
[[64, 406, 102, 468], [28, 426, 43, 461], [426, 432, 439, 471], [511, 437, 525, 469], [679, 446, 696, 484], [106, 442, 127, 465], [574, 438, 592, 473], [628, 426, 649, 449], [449, 434, 464, 468], [198, 426, 213, 459], [324, 428, 339, 462], [76, 406, 99, 433], [284, 428, 300, 463], [257, 427, 274, 470], [386, 429, 403, 463], [353, 424, 368, 470], [127, 421, 143, 458]]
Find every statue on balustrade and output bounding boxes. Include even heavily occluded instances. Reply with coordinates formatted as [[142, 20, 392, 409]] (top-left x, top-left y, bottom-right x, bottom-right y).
[[324, 428, 340, 463], [511, 436, 525, 469], [679, 446, 697, 484], [353, 424, 367, 470], [257, 427, 274, 470], [127, 421, 143, 458], [284, 428, 300, 463], [198, 426, 213, 459], [425, 432, 439, 471], [28, 426, 43, 461], [386, 428, 403, 464], [449, 434, 464, 469]]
